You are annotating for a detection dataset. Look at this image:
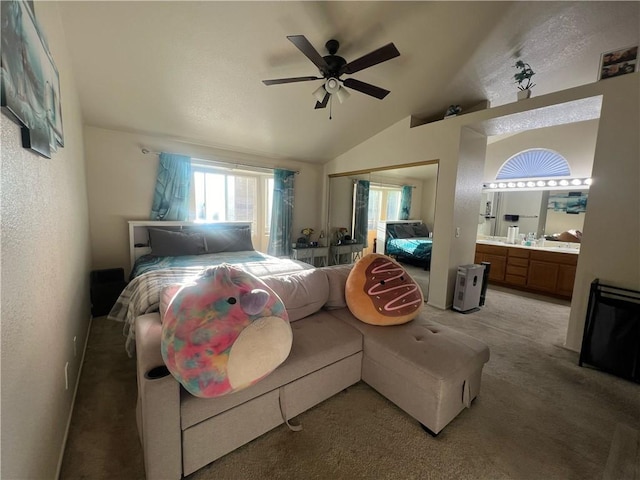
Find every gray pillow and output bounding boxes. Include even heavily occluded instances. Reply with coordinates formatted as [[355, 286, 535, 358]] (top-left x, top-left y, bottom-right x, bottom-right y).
[[412, 223, 430, 237], [201, 226, 254, 253], [394, 224, 415, 239], [148, 228, 206, 257]]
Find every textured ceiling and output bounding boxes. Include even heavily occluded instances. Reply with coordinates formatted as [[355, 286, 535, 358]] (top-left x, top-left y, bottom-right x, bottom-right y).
[[58, 1, 639, 163]]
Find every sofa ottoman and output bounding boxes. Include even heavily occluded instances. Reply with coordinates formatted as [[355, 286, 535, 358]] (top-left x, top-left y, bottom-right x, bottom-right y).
[[330, 308, 490, 435]]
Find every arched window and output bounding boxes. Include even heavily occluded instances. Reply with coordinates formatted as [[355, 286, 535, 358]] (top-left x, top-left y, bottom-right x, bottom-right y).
[[496, 149, 571, 180]]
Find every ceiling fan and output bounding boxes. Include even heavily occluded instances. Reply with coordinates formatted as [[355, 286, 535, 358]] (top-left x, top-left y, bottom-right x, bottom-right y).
[[262, 35, 400, 111]]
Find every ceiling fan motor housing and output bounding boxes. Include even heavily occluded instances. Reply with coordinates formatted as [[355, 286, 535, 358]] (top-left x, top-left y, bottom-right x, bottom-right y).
[[322, 55, 347, 78]]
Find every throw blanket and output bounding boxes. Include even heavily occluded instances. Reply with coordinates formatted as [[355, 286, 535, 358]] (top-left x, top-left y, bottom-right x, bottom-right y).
[[109, 257, 311, 356]]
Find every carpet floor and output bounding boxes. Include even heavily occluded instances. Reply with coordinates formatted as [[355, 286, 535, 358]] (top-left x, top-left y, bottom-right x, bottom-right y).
[[60, 274, 640, 479]]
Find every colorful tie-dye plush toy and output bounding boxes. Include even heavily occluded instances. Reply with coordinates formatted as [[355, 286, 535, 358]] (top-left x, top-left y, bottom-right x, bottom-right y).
[[161, 264, 292, 398]]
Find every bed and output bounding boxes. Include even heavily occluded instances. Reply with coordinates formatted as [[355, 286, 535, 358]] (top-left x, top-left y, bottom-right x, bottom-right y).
[[108, 221, 312, 355], [376, 220, 432, 268]]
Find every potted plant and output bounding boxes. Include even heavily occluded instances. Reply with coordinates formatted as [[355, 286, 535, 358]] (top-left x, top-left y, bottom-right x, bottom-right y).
[[513, 60, 535, 100], [301, 227, 314, 244]]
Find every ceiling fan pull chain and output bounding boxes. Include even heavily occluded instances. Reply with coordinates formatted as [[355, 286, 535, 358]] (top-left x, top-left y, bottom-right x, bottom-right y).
[[329, 94, 333, 120]]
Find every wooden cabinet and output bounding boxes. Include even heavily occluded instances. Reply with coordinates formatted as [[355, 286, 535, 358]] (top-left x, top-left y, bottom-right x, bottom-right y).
[[475, 243, 578, 299], [527, 250, 578, 296], [505, 248, 529, 286], [527, 260, 560, 292], [557, 264, 577, 297], [475, 244, 506, 282]]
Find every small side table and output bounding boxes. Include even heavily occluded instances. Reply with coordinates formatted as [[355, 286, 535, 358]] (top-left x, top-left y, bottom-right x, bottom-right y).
[[330, 243, 364, 265], [90, 268, 128, 317], [291, 246, 329, 267]]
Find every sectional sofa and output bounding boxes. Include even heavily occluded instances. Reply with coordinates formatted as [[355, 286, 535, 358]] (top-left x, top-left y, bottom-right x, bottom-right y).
[[135, 264, 490, 479]]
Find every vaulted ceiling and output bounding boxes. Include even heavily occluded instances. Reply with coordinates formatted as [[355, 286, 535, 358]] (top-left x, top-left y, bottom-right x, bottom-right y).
[[58, 1, 639, 163]]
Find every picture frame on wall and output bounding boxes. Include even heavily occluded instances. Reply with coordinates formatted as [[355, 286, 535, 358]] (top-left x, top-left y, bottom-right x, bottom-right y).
[[598, 45, 638, 81], [0, 0, 64, 158]]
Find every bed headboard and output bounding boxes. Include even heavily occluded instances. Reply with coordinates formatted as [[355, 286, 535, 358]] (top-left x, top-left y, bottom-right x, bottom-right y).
[[128, 221, 252, 267]]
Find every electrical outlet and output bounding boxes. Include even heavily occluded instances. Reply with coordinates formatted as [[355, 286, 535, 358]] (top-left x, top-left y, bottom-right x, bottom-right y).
[[455, 227, 461, 238], [73, 336, 77, 357], [64, 362, 69, 390]]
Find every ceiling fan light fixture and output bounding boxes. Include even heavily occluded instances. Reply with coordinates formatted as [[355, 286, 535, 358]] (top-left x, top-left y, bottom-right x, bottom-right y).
[[312, 85, 327, 103], [336, 86, 350, 104], [324, 77, 340, 95]]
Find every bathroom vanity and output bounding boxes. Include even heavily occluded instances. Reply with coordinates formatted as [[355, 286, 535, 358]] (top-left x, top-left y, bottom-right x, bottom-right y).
[[475, 239, 579, 299]]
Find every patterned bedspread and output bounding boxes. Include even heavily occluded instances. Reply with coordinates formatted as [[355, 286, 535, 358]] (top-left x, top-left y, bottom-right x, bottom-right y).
[[129, 250, 278, 279], [386, 237, 433, 261], [108, 251, 311, 356]]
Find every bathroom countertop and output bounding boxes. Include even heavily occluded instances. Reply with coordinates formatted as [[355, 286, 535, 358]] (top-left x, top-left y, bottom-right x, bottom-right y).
[[476, 238, 580, 255]]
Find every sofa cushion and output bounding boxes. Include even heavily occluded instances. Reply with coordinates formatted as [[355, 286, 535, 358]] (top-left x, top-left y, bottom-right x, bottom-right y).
[[261, 268, 330, 322], [180, 311, 363, 428], [329, 308, 489, 381], [319, 264, 353, 309]]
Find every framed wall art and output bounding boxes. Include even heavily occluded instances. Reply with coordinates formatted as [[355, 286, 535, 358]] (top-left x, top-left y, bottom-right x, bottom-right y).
[[598, 45, 638, 81], [548, 191, 588, 214], [1, 0, 64, 158]]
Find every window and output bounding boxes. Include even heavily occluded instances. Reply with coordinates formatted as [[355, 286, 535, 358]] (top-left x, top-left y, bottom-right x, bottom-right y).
[[367, 184, 402, 232], [497, 149, 571, 180], [192, 165, 273, 251]]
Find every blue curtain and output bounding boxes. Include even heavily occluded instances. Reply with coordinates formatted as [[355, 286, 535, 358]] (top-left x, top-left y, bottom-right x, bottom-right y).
[[268, 169, 295, 257], [353, 180, 370, 247], [400, 185, 412, 220], [150, 153, 192, 221]]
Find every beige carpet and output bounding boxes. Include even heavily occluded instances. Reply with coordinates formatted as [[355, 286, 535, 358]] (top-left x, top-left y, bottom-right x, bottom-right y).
[[60, 279, 640, 480]]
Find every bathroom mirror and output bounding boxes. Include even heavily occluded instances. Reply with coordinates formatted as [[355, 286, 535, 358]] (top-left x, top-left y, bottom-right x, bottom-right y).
[[478, 188, 588, 242]]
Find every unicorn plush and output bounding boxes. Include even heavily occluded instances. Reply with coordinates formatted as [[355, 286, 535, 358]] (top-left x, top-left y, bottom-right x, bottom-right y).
[[161, 264, 292, 398]]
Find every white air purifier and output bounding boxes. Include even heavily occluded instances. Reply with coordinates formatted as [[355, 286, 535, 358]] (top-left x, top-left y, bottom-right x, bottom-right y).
[[453, 264, 486, 313]]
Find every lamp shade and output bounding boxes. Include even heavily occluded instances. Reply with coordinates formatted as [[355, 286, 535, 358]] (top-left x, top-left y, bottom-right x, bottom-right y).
[[335, 86, 350, 104], [312, 85, 327, 103]]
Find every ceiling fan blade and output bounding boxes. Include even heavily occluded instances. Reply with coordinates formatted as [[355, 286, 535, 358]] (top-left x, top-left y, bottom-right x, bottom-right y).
[[314, 92, 330, 109], [262, 76, 323, 85], [342, 78, 390, 99], [340, 43, 400, 75], [287, 35, 329, 73]]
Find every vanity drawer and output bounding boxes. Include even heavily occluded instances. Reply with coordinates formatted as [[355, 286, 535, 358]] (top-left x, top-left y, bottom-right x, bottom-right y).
[[476, 244, 507, 256], [505, 274, 527, 286], [508, 257, 529, 267], [507, 265, 528, 277], [508, 248, 530, 259], [530, 250, 578, 265]]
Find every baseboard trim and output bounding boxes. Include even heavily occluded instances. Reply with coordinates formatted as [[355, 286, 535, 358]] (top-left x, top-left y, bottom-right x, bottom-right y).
[[56, 314, 93, 479]]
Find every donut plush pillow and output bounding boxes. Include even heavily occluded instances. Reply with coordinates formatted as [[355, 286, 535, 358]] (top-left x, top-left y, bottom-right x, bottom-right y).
[[346, 253, 424, 326], [161, 264, 292, 398]]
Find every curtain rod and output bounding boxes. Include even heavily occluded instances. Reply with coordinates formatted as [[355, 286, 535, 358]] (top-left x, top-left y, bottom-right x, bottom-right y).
[[354, 179, 416, 189], [141, 148, 299, 174]]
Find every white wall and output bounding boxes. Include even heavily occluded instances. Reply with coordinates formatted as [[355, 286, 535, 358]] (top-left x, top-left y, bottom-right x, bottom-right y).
[[0, 3, 91, 478], [566, 74, 639, 350], [421, 175, 438, 231], [84, 127, 324, 274], [497, 191, 544, 237], [325, 73, 640, 329]]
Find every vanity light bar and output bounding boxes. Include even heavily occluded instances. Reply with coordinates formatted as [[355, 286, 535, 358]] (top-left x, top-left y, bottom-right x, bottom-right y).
[[484, 178, 592, 190]]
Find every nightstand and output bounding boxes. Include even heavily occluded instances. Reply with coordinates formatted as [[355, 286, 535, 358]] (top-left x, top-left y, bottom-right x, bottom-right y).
[[330, 243, 364, 265], [291, 246, 329, 267]]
